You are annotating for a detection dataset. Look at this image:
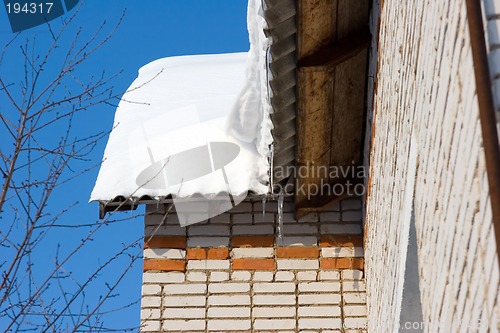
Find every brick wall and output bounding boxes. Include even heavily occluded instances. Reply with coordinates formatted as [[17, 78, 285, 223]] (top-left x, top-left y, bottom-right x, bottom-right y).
[[365, 0, 500, 332], [140, 196, 367, 332]]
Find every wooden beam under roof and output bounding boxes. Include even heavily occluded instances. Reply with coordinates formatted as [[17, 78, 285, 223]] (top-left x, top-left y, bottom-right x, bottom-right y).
[[299, 28, 371, 71], [295, 0, 370, 219]]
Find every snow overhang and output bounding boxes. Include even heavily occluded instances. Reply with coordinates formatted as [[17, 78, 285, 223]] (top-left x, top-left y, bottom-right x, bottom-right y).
[[91, 0, 281, 219], [91, 53, 270, 218]]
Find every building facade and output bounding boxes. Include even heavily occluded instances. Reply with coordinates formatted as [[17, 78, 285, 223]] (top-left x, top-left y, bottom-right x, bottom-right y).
[[140, 197, 367, 332], [365, 0, 500, 331]]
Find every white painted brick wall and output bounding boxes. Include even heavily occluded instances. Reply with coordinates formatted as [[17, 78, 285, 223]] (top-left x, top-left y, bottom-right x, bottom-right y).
[[163, 308, 205, 319], [207, 307, 251, 318], [253, 271, 274, 281], [297, 271, 317, 281], [206, 319, 251, 331], [343, 281, 365, 292], [141, 296, 161, 308], [230, 247, 274, 258], [207, 295, 251, 306], [144, 248, 185, 260], [231, 271, 252, 281], [164, 296, 205, 307], [143, 272, 184, 283], [141, 284, 161, 296], [344, 305, 367, 317], [298, 306, 341, 317], [186, 271, 207, 282], [209, 271, 229, 282], [253, 319, 296, 330], [252, 307, 295, 318], [186, 260, 230, 270], [141, 197, 367, 332], [343, 292, 366, 304], [342, 269, 363, 280], [141, 308, 161, 320], [162, 319, 205, 331], [275, 271, 295, 281], [253, 294, 296, 305], [319, 270, 341, 280], [298, 294, 341, 305], [277, 259, 319, 270], [298, 281, 341, 292], [164, 284, 206, 295], [253, 282, 295, 293], [208, 283, 250, 293], [366, 0, 500, 332], [298, 318, 342, 330], [141, 320, 160, 332]]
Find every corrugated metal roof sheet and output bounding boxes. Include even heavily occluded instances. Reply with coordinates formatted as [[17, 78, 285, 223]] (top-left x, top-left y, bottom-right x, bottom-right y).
[[262, 0, 297, 190]]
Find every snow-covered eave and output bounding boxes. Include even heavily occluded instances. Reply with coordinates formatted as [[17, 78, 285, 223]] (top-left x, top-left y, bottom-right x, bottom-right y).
[[97, 192, 273, 219], [92, 0, 301, 218]]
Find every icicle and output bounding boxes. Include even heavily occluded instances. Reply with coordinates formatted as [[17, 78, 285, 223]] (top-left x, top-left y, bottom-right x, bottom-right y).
[[277, 191, 284, 240], [262, 196, 266, 218], [269, 144, 275, 193]]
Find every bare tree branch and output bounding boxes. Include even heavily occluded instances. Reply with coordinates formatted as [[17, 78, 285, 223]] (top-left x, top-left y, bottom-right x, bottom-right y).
[[0, 4, 146, 331]]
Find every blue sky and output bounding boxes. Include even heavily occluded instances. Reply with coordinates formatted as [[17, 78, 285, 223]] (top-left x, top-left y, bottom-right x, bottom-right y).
[[0, 0, 249, 330]]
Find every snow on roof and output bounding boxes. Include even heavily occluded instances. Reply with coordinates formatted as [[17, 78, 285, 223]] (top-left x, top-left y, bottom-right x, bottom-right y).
[[90, 52, 270, 202], [91, 0, 273, 202]]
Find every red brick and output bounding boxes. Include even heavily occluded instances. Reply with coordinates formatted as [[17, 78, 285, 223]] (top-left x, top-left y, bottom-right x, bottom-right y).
[[143, 259, 186, 272], [186, 248, 206, 260], [232, 259, 275, 270], [144, 236, 186, 249], [321, 258, 364, 270], [277, 247, 319, 258], [232, 236, 275, 248], [207, 248, 229, 259], [319, 235, 363, 247], [186, 247, 229, 259]]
